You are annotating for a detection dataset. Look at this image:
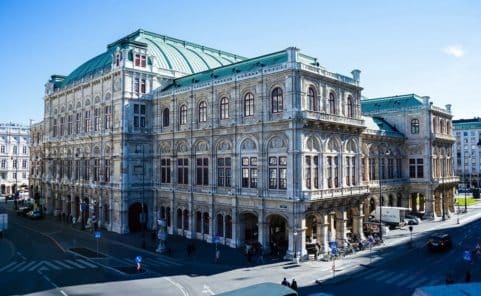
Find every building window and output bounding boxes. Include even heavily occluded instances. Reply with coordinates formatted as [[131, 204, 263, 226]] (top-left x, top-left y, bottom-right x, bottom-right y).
[[220, 97, 229, 119], [115, 53, 121, 67], [409, 158, 424, 178], [269, 156, 287, 190], [307, 87, 316, 111], [1, 159, 6, 168], [134, 104, 146, 129], [67, 115, 72, 135], [305, 156, 320, 189], [13, 146, 17, 155], [326, 156, 339, 188], [244, 93, 254, 117], [196, 158, 209, 186], [388, 158, 394, 179], [104, 106, 112, 130], [411, 119, 420, 134], [23, 146, 27, 154], [94, 108, 101, 131], [161, 158, 171, 184], [141, 78, 146, 93], [329, 92, 337, 114], [199, 101, 207, 122], [93, 159, 100, 182], [179, 105, 187, 125], [66, 160, 71, 179], [396, 158, 402, 178], [22, 172, 26, 179], [22, 159, 27, 169], [75, 160, 80, 180], [347, 96, 354, 118], [177, 158, 188, 185], [163, 108, 170, 127], [346, 156, 356, 185], [59, 117, 65, 136], [242, 157, 258, 188], [84, 110, 91, 133], [217, 157, 231, 187], [104, 159, 111, 182], [134, 54, 146, 67], [53, 119, 57, 137], [13, 172, 16, 179], [0, 146, 5, 154], [271, 87, 283, 113], [305, 156, 311, 189], [76, 112, 81, 134]]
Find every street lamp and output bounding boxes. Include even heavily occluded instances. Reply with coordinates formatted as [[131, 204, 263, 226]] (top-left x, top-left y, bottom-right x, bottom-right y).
[[136, 144, 146, 249], [378, 147, 390, 241]]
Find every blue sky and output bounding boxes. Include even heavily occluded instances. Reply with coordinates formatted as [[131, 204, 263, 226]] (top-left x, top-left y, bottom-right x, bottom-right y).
[[1, 0, 480, 125]]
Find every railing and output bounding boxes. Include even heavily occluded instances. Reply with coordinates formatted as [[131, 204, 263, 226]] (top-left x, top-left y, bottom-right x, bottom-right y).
[[307, 185, 370, 200], [434, 176, 460, 184], [432, 132, 456, 142], [299, 64, 358, 86], [302, 111, 365, 127]]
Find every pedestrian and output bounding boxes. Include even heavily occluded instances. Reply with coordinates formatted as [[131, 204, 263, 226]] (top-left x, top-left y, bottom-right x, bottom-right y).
[[290, 279, 298, 291], [281, 277, 289, 287], [215, 249, 220, 263]]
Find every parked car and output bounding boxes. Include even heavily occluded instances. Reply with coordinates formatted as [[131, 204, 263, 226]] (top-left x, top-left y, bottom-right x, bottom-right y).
[[16, 205, 34, 216], [427, 233, 452, 252], [404, 215, 420, 225], [27, 209, 42, 220]]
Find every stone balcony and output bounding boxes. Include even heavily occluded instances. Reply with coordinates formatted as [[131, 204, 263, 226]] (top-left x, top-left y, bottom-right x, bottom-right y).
[[305, 185, 370, 201], [432, 132, 456, 142], [301, 111, 365, 129]]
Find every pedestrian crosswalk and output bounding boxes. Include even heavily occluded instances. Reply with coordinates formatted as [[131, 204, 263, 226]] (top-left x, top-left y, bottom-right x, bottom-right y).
[[356, 268, 441, 289], [114, 256, 182, 268], [0, 259, 100, 273]]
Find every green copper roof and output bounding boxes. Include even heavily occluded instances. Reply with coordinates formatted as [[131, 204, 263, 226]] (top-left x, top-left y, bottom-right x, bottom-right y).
[[453, 118, 481, 129], [162, 50, 289, 91], [56, 29, 246, 88], [361, 94, 424, 113], [363, 116, 405, 138]]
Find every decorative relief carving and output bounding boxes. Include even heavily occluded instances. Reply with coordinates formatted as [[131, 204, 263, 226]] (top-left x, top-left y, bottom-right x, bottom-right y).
[[197, 141, 208, 152], [241, 139, 256, 150]]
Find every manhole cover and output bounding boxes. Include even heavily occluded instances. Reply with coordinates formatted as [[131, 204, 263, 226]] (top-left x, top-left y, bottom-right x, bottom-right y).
[[70, 247, 107, 258]]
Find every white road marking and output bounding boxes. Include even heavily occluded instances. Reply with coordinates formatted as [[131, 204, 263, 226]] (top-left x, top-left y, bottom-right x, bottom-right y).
[[75, 258, 98, 268], [408, 276, 430, 289], [363, 269, 385, 280], [396, 274, 418, 286], [9, 262, 27, 272], [53, 260, 74, 269], [0, 261, 18, 272], [385, 272, 406, 284], [165, 277, 189, 296], [65, 259, 86, 269], [375, 271, 395, 282], [17, 261, 37, 272], [44, 260, 61, 270], [202, 284, 215, 295], [60, 290, 68, 296]]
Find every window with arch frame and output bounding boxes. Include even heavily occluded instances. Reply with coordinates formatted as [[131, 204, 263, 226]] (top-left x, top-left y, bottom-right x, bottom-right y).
[[411, 119, 420, 134], [179, 104, 187, 125], [244, 93, 254, 117], [347, 96, 354, 118], [307, 87, 317, 111], [220, 97, 229, 119], [199, 101, 207, 122], [271, 87, 283, 113], [329, 92, 336, 114]]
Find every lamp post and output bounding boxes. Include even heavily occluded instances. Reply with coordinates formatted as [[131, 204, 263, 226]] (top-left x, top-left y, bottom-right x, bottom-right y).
[[378, 148, 390, 241], [442, 157, 446, 221], [136, 144, 146, 249]]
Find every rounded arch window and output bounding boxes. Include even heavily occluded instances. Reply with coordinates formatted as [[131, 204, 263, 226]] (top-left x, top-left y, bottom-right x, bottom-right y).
[[307, 86, 317, 111], [220, 97, 229, 119], [271, 87, 283, 113], [244, 93, 254, 117], [199, 101, 207, 122]]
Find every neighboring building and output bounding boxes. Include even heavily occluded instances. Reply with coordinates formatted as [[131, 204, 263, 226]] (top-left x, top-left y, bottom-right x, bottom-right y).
[[0, 122, 30, 196], [452, 118, 481, 189], [31, 29, 456, 258]]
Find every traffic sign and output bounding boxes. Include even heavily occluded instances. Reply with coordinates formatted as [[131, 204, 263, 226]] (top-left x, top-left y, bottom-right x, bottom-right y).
[[329, 241, 337, 255], [463, 250, 472, 262], [94, 231, 101, 239], [135, 255, 143, 263]]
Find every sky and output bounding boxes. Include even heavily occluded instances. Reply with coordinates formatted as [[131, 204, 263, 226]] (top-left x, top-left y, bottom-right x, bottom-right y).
[[1, 0, 480, 125]]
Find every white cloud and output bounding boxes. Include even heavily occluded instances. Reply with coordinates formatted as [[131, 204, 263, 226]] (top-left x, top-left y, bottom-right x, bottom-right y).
[[444, 45, 465, 58]]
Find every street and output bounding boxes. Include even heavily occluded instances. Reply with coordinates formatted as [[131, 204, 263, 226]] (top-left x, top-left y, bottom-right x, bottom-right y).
[[1, 199, 481, 296]]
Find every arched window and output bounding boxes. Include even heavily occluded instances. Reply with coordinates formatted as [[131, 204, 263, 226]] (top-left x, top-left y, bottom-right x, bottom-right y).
[[329, 92, 336, 114], [220, 97, 229, 119], [446, 121, 451, 134], [347, 96, 354, 118], [199, 101, 207, 122], [307, 87, 316, 111], [163, 108, 170, 127], [271, 87, 283, 113], [432, 118, 437, 133], [440, 119, 445, 134], [244, 93, 254, 117], [179, 105, 187, 125], [411, 119, 420, 134]]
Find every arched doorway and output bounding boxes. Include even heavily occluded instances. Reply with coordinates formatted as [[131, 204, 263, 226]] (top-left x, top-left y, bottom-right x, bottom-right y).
[[239, 212, 258, 244], [369, 198, 376, 215], [305, 215, 317, 243], [267, 214, 288, 256], [128, 202, 148, 233]]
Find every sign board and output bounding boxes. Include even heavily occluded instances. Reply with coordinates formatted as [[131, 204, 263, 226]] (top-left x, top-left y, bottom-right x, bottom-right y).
[[135, 255, 142, 263], [463, 250, 472, 262], [94, 231, 101, 239], [368, 235, 375, 244], [81, 202, 87, 212], [329, 241, 337, 255], [214, 235, 221, 244]]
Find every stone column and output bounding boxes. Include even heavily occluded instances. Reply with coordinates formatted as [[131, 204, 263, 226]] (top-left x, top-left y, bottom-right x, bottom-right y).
[[319, 214, 329, 254], [423, 189, 436, 220], [335, 210, 348, 247], [410, 193, 417, 212], [352, 204, 365, 240], [258, 222, 266, 249], [230, 207, 238, 248]]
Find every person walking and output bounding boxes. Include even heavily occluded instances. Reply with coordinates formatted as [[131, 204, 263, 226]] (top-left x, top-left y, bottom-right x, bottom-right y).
[[290, 279, 298, 291], [465, 270, 471, 283], [281, 277, 290, 287], [215, 249, 220, 263]]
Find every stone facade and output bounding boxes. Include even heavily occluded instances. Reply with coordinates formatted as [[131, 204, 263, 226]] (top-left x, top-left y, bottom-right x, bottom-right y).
[[31, 30, 457, 258], [0, 123, 30, 196]]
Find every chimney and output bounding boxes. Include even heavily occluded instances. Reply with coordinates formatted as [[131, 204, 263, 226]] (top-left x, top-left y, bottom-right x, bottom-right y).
[[445, 104, 452, 113], [351, 69, 361, 81]]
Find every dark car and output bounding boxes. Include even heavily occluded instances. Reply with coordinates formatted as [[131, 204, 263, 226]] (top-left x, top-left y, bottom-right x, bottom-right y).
[[27, 209, 43, 220], [427, 234, 452, 252], [16, 205, 34, 216]]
